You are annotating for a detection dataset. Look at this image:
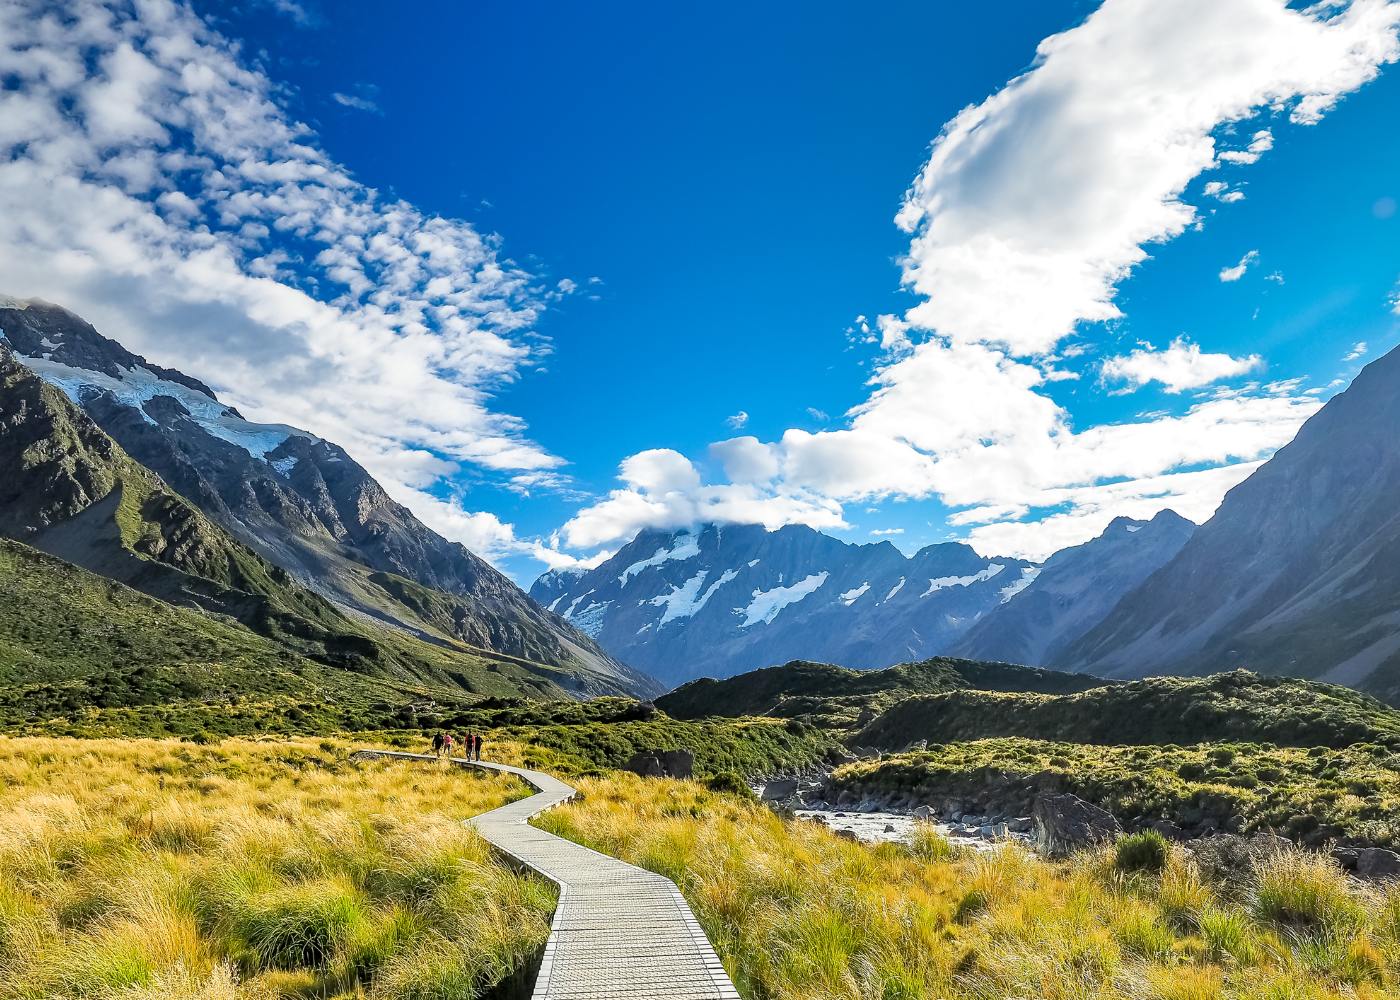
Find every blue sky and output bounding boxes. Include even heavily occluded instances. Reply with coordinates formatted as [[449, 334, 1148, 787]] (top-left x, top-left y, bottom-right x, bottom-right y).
[[2, 0, 1398, 584]]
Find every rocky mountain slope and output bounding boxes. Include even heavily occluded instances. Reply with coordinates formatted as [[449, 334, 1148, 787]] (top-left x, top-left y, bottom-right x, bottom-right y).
[[530, 522, 1039, 686], [1060, 342, 1400, 704], [0, 297, 655, 698], [0, 341, 641, 701], [952, 511, 1195, 668]]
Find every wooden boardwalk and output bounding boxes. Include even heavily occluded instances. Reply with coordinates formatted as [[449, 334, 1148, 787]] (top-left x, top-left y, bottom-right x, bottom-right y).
[[350, 750, 742, 999]]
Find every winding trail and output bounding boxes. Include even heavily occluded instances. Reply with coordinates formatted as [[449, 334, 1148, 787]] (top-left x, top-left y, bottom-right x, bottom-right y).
[[350, 750, 741, 1000]]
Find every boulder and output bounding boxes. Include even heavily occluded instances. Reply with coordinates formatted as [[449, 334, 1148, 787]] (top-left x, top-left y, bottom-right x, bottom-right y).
[[913, 805, 935, 821], [806, 799, 830, 812], [623, 753, 665, 778], [1033, 793, 1122, 858], [1331, 847, 1360, 871], [659, 749, 694, 779], [1008, 816, 1033, 834], [1356, 848, 1400, 881], [1149, 820, 1187, 841], [762, 778, 800, 802]]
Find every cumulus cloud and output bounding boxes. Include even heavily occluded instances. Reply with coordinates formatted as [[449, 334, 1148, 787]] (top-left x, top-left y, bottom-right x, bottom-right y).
[[1101, 336, 1263, 393], [893, 0, 1399, 355], [553, 0, 1392, 561], [1220, 249, 1261, 281], [0, 0, 560, 564]]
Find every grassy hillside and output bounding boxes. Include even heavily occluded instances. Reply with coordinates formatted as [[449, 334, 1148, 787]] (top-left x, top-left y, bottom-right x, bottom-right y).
[[853, 670, 1400, 751], [0, 538, 637, 738], [827, 737, 1400, 848], [656, 656, 1106, 725], [7, 736, 1399, 1000]]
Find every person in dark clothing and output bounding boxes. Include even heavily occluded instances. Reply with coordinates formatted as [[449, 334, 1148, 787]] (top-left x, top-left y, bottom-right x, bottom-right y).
[[430, 732, 444, 755], [474, 734, 484, 761]]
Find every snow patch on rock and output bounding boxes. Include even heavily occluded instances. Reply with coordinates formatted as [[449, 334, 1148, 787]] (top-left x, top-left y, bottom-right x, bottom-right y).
[[738, 572, 829, 628], [998, 566, 1041, 604], [618, 532, 701, 584], [921, 564, 1005, 597], [840, 582, 870, 606], [19, 355, 309, 459]]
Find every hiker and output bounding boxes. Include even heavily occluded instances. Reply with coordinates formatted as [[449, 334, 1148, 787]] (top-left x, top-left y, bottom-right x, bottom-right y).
[[461, 733, 474, 759], [430, 731, 444, 756], [442, 732, 454, 758], [474, 733, 484, 761]]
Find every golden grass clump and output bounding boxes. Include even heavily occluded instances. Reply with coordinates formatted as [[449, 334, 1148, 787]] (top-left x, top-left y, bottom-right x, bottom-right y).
[[0, 735, 553, 999]]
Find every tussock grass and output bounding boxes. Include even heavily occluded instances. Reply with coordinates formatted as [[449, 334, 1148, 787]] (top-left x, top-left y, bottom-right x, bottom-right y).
[[539, 772, 1400, 999], [0, 735, 553, 999]]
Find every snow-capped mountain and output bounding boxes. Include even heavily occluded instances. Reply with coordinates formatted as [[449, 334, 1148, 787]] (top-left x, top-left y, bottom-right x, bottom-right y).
[[951, 510, 1196, 668], [1059, 341, 1400, 704], [528, 522, 1039, 686], [0, 297, 654, 697]]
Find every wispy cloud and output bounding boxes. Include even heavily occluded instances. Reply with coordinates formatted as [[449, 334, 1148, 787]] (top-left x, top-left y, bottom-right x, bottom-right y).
[[1219, 249, 1260, 282], [1344, 341, 1369, 361], [331, 90, 381, 115], [726, 410, 749, 430]]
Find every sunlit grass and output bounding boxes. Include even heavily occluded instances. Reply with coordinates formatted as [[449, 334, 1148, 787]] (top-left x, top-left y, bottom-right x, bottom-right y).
[[7, 735, 1400, 1000], [0, 735, 554, 999], [539, 772, 1400, 999]]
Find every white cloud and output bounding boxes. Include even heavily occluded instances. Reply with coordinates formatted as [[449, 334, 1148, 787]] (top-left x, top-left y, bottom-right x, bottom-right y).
[[553, 0, 1391, 564], [619, 449, 701, 494], [962, 463, 1260, 560], [331, 91, 381, 114], [1101, 336, 1263, 393], [1218, 128, 1275, 164], [0, 0, 562, 563], [1344, 340, 1369, 361], [1219, 249, 1260, 282], [710, 437, 781, 484], [869, 527, 904, 536], [893, 0, 1398, 355], [726, 410, 749, 430]]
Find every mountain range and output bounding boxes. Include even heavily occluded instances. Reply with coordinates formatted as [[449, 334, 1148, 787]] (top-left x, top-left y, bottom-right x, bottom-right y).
[[535, 341, 1400, 704], [0, 297, 657, 705], [7, 294, 1400, 709], [530, 522, 1043, 687]]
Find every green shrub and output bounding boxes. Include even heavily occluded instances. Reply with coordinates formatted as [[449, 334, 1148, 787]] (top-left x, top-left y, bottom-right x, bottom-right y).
[[1114, 831, 1169, 874], [1252, 851, 1363, 934], [235, 880, 367, 969], [703, 770, 757, 801]]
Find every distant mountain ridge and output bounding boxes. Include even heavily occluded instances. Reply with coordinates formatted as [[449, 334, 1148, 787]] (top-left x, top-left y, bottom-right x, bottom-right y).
[[530, 521, 1041, 686], [1058, 341, 1400, 704], [952, 510, 1195, 667], [0, 297, 657, 699]]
